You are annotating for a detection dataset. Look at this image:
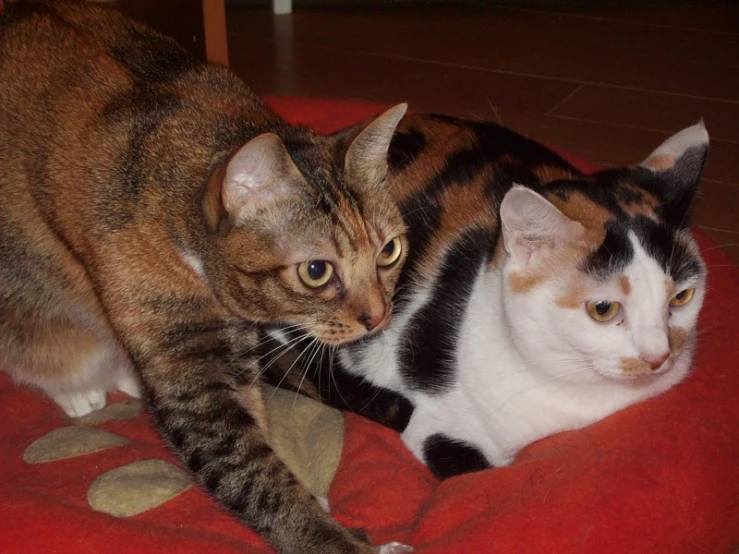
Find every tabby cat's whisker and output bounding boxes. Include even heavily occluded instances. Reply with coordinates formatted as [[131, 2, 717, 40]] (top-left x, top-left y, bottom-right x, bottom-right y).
[[267, 336, 318, 403], [290, 341, 324, 414]]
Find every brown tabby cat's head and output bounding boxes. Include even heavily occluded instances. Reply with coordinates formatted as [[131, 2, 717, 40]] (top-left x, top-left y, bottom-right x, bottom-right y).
[[200, 104, 408, 345]]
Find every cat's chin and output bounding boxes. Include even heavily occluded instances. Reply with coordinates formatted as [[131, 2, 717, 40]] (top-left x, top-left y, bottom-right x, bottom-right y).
[[593, 364, 676, 386]]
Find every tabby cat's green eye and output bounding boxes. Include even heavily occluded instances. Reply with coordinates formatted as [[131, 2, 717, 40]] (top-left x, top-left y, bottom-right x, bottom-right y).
[[586, 300, 621, 323], [670, 287, 695, 307], [377, 237, 402, 267], [298, 260, 334, 288]]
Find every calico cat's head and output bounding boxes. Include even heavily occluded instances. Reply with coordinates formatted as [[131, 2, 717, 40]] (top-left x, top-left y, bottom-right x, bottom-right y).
[[500, 123, 708, 384], [201, 105, 409, 345]]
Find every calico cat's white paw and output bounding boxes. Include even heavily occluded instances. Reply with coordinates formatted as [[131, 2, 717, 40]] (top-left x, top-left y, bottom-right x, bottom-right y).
[[53, 389, 107, 418], [377, 542, 414, 553]]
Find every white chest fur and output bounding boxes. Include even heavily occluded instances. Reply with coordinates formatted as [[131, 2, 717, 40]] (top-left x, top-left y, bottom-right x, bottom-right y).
[[350, 264, 694, 468]]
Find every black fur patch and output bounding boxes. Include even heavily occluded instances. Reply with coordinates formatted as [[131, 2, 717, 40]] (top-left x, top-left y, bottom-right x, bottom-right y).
[[109, 26, 196, 84], [389, 128, 427, 173], [0, 1, 56, 30], [316, 364, 414, 433], [398, 227, 496, 394], [103, 88, 183, 201], [631, 216, 703, 283], [655, 146, 707, 229], [581, 219, 634, 280], [423, 433, 491, 479], [394, 190, 442, 308]]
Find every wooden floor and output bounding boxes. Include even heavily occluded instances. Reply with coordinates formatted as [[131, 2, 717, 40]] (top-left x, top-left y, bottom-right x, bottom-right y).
[[226, 1, 739, 264]]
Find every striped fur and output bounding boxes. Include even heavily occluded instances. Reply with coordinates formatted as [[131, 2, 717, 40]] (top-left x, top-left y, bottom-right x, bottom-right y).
[[0, 2, 410, 552], [314, 113, 708, 479]]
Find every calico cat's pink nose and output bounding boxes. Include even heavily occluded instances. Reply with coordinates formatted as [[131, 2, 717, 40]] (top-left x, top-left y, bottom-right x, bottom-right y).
[[358, 310, 385, 332], [642, 351, 670, 371]]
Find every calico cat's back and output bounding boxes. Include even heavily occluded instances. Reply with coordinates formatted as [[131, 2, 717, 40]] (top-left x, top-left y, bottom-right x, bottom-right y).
[[335, 112, 708, 477], [386, 114, 581, 295]]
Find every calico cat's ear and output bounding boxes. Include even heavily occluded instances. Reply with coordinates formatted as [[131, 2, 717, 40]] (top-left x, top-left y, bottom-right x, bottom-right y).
[[205, 133, 307, 229], [344, 103, 408, 189], [639, 121, 709, 228], [500, 185, 586, 267]]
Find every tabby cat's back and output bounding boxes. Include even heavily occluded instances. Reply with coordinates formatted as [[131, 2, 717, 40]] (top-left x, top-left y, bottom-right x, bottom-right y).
[[0, 2, 411, 552]]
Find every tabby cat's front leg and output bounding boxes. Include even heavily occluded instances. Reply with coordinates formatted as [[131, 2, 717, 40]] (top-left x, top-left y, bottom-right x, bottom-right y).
[[122, 310, 404, 554]]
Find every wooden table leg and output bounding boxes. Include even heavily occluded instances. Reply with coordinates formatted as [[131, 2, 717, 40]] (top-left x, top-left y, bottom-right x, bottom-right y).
[[202, 0, 229, 67]]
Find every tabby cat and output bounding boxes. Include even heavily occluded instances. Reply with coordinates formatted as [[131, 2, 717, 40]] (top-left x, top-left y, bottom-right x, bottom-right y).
[[0, 2, 412, 552], [303, 113, 709, 480]]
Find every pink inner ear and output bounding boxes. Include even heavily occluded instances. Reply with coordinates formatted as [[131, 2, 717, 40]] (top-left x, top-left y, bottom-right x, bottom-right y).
[[643, 154, 676, 171], [221, 133, 305, 221]]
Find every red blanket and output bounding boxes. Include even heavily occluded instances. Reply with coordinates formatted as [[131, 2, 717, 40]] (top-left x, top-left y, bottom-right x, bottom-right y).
[[2, 97, 738, 554]]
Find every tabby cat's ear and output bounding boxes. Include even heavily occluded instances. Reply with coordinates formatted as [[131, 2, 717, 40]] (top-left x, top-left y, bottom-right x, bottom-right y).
[[208, 133, 307, 228], [500, 185, 586, 267], [344, 103, 408, 189], [639, 121, 709, 228]]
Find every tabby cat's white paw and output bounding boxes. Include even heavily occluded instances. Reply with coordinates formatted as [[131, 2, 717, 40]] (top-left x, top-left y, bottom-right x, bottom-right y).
[[377, 542, 414, 554], [115, 371, 142, 399], [53, 389, 107, 418], [315, 495, 330, 512]]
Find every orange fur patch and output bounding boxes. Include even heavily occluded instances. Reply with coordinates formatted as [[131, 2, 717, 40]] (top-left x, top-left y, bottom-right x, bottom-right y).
[[619, 275, 632, 296], [668, 327, 688, 352], [643, 154, 675, 171], [619, 357, 652, 376], [665, 278, 677, 299], [555, 274, 589, 309], [619, 183, 660, 219], [508, 270, 546, 295]]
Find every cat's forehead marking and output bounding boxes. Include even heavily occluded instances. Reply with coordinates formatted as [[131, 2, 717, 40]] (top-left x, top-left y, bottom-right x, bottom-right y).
[[665, 277, 677, 298], [555, 275, 588, 309], [619, 275, 632, 296], [550, 191, 610, 241], [508, 271, 546, 296], [510, 242, 590, 299], [616, 182, 660, 219]]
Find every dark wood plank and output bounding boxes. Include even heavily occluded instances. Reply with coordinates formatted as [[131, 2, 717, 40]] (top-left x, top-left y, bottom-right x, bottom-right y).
[[228, 34, 580, 115], [227, 6, 739, 100], [550, 85, 739, 143], [226, 2, 739, 245]]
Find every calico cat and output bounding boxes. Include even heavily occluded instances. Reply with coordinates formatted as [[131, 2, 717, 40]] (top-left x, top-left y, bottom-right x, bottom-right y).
[[304, 113, 708, 480], [0, 2, 412, 553]]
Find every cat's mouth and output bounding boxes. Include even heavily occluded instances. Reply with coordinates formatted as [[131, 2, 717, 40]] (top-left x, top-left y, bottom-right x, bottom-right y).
[[594, 356, 675, 382], [314, 323, 389, 346]]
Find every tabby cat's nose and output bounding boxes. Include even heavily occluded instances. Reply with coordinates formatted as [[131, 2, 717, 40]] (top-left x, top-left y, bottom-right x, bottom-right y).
[[358, 310, 384, 332]]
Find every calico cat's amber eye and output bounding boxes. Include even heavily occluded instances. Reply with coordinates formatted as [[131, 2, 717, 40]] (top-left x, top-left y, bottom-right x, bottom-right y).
[[377, 237, 402, 267], [586, 300, 621, 322], [297, 260, 334, 288], [670, 288, 695, 307]]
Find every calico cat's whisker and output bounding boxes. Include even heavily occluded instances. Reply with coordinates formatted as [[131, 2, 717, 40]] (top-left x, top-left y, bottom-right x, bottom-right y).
[[484, 95, 503, 125], [699, 242, 739, 255]]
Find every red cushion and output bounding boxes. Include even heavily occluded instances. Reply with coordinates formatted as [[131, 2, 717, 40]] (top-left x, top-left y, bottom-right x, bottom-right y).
[[1, 97, 737, 553]]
